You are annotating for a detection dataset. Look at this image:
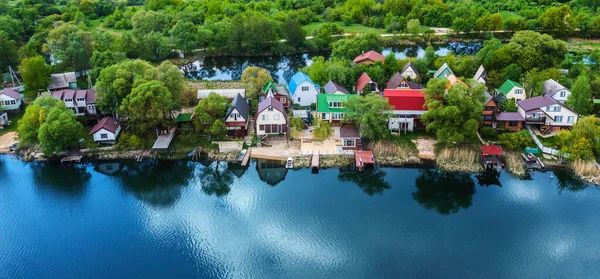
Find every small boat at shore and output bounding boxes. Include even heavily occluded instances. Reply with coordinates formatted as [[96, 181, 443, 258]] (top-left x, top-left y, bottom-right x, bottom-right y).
[[285, 157, 293, 169]]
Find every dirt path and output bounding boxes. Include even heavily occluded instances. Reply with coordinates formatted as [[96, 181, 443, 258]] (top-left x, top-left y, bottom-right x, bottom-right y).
[[0, 132, 17, 152], [413, 137, 437, 159], [97, 23, 122, 37]]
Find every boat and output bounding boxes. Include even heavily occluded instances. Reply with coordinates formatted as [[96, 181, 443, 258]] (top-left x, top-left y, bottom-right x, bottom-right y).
[[521, 152, 545, 170], [285, 157, 294, 169]]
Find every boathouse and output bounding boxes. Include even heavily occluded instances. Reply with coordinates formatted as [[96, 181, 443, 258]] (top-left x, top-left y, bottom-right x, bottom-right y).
[[355, 151, 375, 171], [480, 144, 505, 171]]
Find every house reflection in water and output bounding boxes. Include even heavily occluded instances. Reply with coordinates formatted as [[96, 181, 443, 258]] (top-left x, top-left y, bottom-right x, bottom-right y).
[[94, 162, 122, 175], [256, 159, 288, 186]]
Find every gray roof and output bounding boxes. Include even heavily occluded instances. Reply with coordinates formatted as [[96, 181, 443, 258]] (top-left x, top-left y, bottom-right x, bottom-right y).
[[48, 72, 76, 90], [542, 79, 567, 96], [433, 63, 453, 78], [474, 65, 486, 82], [225, 93, 249, 120], [494, 112, 524, 121], [400, 61, 420, 78], [517, 95, 557, 111], [0, 88, 20, 100], [256, 96, 286, 121], [323, 80, 349, 94], [484, 91, 493, 105]]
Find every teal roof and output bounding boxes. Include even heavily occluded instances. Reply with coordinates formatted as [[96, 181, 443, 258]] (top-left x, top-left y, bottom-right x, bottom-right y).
[[317, 94, 350, 113], [498, 80, 523, 94], [288, 72, 317, 96]]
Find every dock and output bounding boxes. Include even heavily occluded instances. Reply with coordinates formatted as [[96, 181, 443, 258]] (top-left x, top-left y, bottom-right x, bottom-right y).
[[152, 128, 176, 150], [241, 149, 251, 167], [61, 155, 83, 164], [311, 153, 319, 172], [355, 151, 375, 171]]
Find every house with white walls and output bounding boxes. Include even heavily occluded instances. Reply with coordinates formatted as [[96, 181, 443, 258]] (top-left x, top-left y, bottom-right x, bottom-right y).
[[89, 116, 121, 144], [288, 72, 319, 107], [497, 80, 526, 101], [542, 79, 570, 103], [255, 96, 288, 136], [0, 88, 21, 111], [517, 95, 578, 133]]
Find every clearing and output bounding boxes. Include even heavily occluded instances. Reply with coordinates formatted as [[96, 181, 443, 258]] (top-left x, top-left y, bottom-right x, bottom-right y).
[[0, 132, 17, 152], [413, 137, 437, 159]]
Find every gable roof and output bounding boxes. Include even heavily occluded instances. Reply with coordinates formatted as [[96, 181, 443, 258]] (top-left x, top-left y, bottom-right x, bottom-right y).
[[433, 63, 454, 78], [340, 125, 360, 138], [41, 90, 97, 103], [48, 72, 77, 90], [317, 93, 350, 113], [494, 112, 524, 121], [384, 89, 427, 111], [352, 50, 385, 64], [400, 61, 420, 77], [288, 72, 317, 95], [263, 81, 276, 94], [323, 80, 349, 94], [481, 144, 505, 156], [542, 79, 567, 96], [498, 80, 523, 94], [225, 93, 250, 120], [446, 74, 467, 90], [89, 116, 119, 135], [484, 91, 494, 105], [474, 65, 486, 82], [356, 72, 375, 92], [0, 88, 20, 100], [517, 95, 557, 111], [256, 96, 286, 121], [386, 73, 423, 89]]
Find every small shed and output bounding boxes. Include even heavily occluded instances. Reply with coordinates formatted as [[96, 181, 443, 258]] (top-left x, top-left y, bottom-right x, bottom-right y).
[[481, 144, 505, 171], [89, 116, 121, 144]]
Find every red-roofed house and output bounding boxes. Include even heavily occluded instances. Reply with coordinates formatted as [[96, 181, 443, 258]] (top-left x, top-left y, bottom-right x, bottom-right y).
[[352, 50, 385, 65], [90, 116, 121, 144], [355, 72, 379, 94], [384, 89, 427, 132]]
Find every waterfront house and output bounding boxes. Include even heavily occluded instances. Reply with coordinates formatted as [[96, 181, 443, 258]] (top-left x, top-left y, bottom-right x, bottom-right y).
[[400, 61, 420, 81], [288, 72, 319, 107], [482, 92, 498, 127], [355, 72, 379, 94], [352, 50, 385, 65], [224, 93, 250, 137], [323, 80, 350, 94], [473, 65, 487, 84], [339, 125, 361, 151], [89, 116, 121, 144], [480, 144, 505, 172], [517, 95, 578, 134], [493, 112, 524, 131], [433, 63, 454, 79], [497, 80, 525, 101], [386, 73, 424, 90], [0, 88, 21, 111], [0, 112, 8, 126], [48, 72, 77, 91], [542, 79, 570, 103], [255, 96, 288, 136], [197, 89, 245, 101], [41, 90, 98, 116], [317, 93, 349, 124], [385, 89, 427, 132], [263, 81, 290, 108]]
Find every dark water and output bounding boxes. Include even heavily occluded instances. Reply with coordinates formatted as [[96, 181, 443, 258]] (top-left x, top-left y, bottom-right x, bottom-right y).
[[0, 156, 598, 278], [181, 42, 483, 83]]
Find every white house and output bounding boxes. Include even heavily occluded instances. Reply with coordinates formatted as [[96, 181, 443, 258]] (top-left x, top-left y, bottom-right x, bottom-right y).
[[0, 88, 21, 111], [497, 80, 526, 101], [255, 96, 288, 136], [400, 61, 420, 81], [288, 72, 319, 107], [473, 65, 487, 84], [42, 90, 98, 116], [542, 79, 570, 103], [517, 95, 578, 131], [89, 116, 121, 144], [224, 93, 250, 137]]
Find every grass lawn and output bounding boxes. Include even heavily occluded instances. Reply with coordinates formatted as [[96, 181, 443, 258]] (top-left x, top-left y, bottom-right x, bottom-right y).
[[170, 131, 215, 151], [536, 134, 558, 148], [302, 21, 387, 35], [568, 38, 600, 51], [0, 110, 24, 136], [385, 130, 435, 150]]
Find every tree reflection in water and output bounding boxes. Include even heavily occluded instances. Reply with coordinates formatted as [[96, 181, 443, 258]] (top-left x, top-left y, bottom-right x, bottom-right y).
[[115, 160, 194, 207], [413, 169, 476, 215], [338, 168, 391, 196], [197, 161, 234, 196], [553, 168, 588, 192], [475, 170, 502, 187], [31, 163, 91, 196]]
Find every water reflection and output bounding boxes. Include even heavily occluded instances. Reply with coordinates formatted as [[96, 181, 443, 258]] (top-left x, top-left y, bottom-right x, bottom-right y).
[[114, 160, 194, 207], [475, 170, 502, 187], [196, 161, 233, 196], [338, 167, 391, 195], [31, 163, 91, 196], [256, 159, 288, 187], [554, 168, 588, 192], [94, 162, 122, 175], [413, 170, 476, 215]]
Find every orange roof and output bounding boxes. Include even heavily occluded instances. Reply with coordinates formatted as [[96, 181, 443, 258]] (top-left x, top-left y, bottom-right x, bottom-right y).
[[355, 151, 375, 166], [356, 72, 373, 92], [446, 74, 468, 90], [481, 144, 505, 156], [353, 50, 385, 64]]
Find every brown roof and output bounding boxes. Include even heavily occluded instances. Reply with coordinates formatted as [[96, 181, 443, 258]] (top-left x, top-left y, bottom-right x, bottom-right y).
[[386, 72, 423, 89], [400, 61, 420, 78], [89, 116, 119, 135], [517, 95, 557, 111], [0, 88, 20, 100], [256, 97, 287, 122], [340, 125, 360, 138], [352, 50, 385, 64], [86, 90, 97, 103], [494, 112, 524, 121], [356, 72, 375, 92], [63, 90, 76, 100], [75, 90, 87, 99]]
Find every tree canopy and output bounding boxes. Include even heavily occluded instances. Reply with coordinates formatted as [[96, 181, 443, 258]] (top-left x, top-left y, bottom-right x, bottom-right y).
[[120, 80, 175, 135], [344, 94, 393, 141], [38, 106, 85, 155]]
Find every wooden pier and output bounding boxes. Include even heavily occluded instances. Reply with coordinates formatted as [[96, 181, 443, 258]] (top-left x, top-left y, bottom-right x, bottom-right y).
[[311, 153, 320, 172], [241, 149, 251, 167], [355, 151, 374, 171], [152, 128, 176, 150], [61, 155, 83, 164]]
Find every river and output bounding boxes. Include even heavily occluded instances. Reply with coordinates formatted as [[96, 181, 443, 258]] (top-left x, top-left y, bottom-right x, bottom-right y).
[[180, 42, 483, 84], [0, 156, 598, 278]]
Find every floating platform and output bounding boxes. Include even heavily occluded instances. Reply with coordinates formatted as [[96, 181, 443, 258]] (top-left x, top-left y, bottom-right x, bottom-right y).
[[241, 150, 251, 167], [152, 128, 176, 150], [61, 155, 83, 164], [355, 151, 374, 171], [311, 153, 320, 171]]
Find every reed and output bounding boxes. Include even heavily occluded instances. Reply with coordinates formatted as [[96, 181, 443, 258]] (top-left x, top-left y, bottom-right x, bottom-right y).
[[505, 152, 526, 177], [368, 140, 411, 158], [436, 147, 481, 172], [571, 160, 600, 177]]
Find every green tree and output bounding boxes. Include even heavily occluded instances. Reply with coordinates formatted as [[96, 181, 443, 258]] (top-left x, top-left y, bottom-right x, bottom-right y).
[[503, 63, 522, 82], [538, 5, 575, 38], [38, 107, 85, 155], [383, 53, 401, 80], [344, 94, 393, 141], [331, 32, 382, 61], [17, 95, 65, 144], [407, 19, 421, 34], [19, 56, 51, 94], [476, 13, 503, 31], [568, 73, 593, 115], [313, 23, 343, 50], [193, 92, 229, 132], [241, 67, 273, 99], [120, 80, 175, 135], [90, 50, 126, 79], [171, 20, 198, 56], [556, 116, 600, 160], [156, 60, 185, 103], [131, 10, 168, 35], [501, 99, 518, 112], [284, 18, 306, 48], [46, 24, 94, 71], [498, 130, 534, 150], [209, 119, 227, 141], [0, 32, 18, 72], [313, 118, 332, 140]]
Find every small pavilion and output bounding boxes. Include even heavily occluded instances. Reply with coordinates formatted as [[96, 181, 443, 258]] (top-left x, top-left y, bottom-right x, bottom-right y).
[[480, 144, 505, 172], [355, 151, 375, 171]]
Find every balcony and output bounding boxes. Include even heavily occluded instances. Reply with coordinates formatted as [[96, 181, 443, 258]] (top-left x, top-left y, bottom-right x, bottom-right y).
[[524, 117, 546, 124]]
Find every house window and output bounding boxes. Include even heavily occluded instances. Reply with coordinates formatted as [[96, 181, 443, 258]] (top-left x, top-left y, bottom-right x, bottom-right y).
[[328, 101, 342, 108], [100, 134, 108, 139], [262, 114, 268, 121], [508, 121, 519, 127], [405, 70, 413, 76], [560, 91, 566, 97], [321, 113, 329, 120], [259, 125, 265, 131], [485, 106, 496, 112], [399, 82, 408, 88], [76, 98, 85, 102], [297, 97, 301, 102], [268, 107, 273, 112], [547, 106, 561, 112], [65, 99, 73, 102], [567, 116, 574, 123], [302, 86, 309, 91], [343, 139, 355, 147], [555, 116, 563, 123], [274, 114, 280, 120], [281, 97, 287, 104], [332, 113, 344, 120], [514, 89, 523, 94]]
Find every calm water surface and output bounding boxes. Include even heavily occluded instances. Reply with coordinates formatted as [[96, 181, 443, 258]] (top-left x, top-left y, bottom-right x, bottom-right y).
[[0, 156, 599, 278]]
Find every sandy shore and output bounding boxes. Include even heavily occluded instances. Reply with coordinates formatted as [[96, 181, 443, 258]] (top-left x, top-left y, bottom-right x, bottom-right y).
[[0, 132, 17, 153]]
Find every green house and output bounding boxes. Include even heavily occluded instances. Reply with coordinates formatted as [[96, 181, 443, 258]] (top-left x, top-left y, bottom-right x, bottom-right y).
[[497, 80, 525, 101], [317, 94, 350, 123], [433, 63, 454, 79]]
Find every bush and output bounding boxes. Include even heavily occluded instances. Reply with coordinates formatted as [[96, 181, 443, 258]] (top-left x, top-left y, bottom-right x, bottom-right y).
[[290, 117, 305, 131], [498, 130, 534, 150], [312, 118, 331, 140], [479, 127, 498, 139]]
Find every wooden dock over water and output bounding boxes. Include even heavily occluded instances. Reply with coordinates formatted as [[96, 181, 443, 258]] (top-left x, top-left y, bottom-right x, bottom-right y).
[[152, 128, 176, 150], [241, 149, 251, 167], [61, 155, 83, 164], [311, 153, 319, 171]]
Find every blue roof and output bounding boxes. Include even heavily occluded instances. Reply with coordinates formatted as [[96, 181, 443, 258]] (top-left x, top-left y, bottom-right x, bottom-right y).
[[288, 72, 317, 96]]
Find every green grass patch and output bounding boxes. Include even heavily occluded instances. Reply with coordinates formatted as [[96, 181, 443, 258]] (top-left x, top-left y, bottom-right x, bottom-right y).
[[385, 130, 435, 150], [302, 21, 387, 35], [170, 132, 214, 151], [536, 134, 558, 148], [0, 110, 24, 136]]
